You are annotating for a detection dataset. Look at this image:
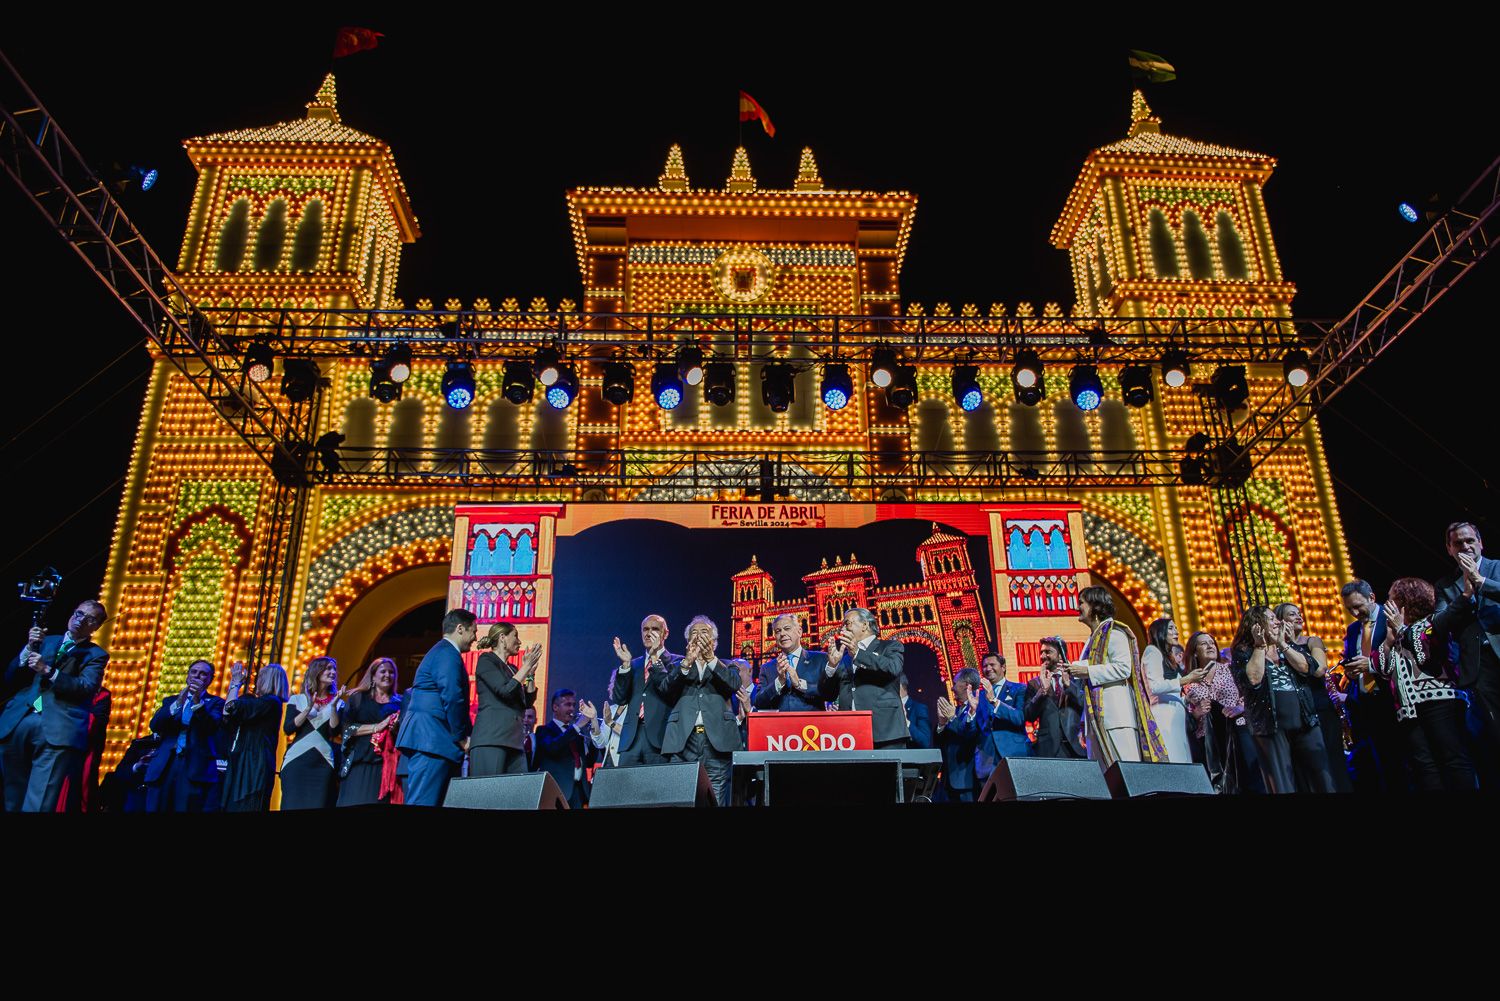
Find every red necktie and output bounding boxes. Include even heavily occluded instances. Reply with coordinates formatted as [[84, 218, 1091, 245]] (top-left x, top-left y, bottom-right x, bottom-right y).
[[639, 661, 650, 720], [1054, 674, 1064, 707], [523, 734, 532, 763]]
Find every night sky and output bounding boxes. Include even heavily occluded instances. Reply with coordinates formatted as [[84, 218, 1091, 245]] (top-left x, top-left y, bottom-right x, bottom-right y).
[[2, 18, 1493, 641]]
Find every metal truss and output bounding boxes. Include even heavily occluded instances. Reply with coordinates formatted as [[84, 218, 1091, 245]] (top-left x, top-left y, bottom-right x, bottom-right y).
[[315, 446, 1190, 491], [0, 49, 316, 478], [1224, 152, 1500, 472]]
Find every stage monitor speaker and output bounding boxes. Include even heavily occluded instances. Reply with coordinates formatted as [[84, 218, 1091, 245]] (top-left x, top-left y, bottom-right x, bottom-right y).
[[1104, 761, 1215, 798], [443, 772, 568, 810], [589, 762, 716, 808], [979, 757, 1112, 801]]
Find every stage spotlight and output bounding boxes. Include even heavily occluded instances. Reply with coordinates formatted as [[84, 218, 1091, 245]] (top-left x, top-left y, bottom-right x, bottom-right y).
[[703, 362, 735, 406], [1070, 365, 1103, 412], [501, 360, 534, 404], [1161, 348, 1190, 388], [1184, 432, 1211, 454], [652, 363, 683, 410], [442, 361, 476, 410], [761, 362, 795, 413], [677, 346, 705, 386], [602, 361, 634, 405], [280, 358, 321, 403], [822, 363, 854, 411], [952, 365, 982, 412], [1120, 365, 1153, 407], [369, 358, 402, 403], [870, 348, 898, 389], [1398, 202, 1419, 223], [132, 165, 158, 191], [533, 346, 561, 386], [546, 365, 578, 409], [1012, 349, 1042, 390], [1210, 365, 1249, 411], [1283, 348, 1311, 388], [384, 343, 412, 384], [244, 342, 274, 384], [885, 365, 917, 410]]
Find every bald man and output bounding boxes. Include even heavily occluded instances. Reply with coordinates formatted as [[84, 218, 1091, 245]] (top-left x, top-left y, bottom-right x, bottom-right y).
[[610, 614, 682, 766]]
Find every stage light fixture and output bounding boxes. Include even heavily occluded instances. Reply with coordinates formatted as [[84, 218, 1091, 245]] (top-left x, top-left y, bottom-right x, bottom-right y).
[[677, 346, 705, 386], [821, 363, 853, 411], [533, 346, 561, 386], [703, 362, 735, 406], [652, 363, 683, 410], [244, 342, 273, 384], [1161, 348, 1190, 388], [1013, 349, 1042, 390], [952, 365, 982, 412], [132, 165, 158, 191], [1398, 202, 1419, 223], [885, 365, 917, 410], [442, 361, 476, 410], [369, 358, 401, 403], [545, 365, 578, 409], [1069, 365, 1103, 411], [870, 349, 898, 389], [1120, 365, 1152, 407], [1283, 348, 1311, 388], [384, 343, 412, 384], [761, 362, 796, 413], [280, 358, 321, 403], [1210, 365, 1249, 411], [501, 360, 534, 404], [600, 361, 634, 405]]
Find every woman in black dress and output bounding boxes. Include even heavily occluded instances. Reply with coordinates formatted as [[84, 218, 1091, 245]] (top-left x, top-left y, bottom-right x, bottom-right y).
[[279, 656, 341, 810], [337, 657, 402, 806], [220, 661, 288, 812]]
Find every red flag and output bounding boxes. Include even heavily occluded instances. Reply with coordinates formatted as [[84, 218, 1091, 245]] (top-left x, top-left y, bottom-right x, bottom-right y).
[[333, 27, 383, 59], [738, 91, 775, 138]]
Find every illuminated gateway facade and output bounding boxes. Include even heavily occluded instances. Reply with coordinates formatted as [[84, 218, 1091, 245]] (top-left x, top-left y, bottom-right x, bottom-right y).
[[95, 76, 1353, 768]]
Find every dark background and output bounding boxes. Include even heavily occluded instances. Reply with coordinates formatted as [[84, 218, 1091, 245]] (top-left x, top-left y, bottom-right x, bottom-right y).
[[548, 516, 995, 713], [2, 17, 1493, 643]]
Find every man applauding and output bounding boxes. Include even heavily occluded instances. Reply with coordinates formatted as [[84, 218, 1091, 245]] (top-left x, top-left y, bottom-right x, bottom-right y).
[[754, 614, 826, 712], [661, 615, 740, 805], [610, 614, 680, 766], [819, 607, 909, 748]]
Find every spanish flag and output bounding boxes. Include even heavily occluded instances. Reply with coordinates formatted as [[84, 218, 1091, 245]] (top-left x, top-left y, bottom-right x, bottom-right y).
[[333, 27, 383, 60], [738, 91, 775, 138]]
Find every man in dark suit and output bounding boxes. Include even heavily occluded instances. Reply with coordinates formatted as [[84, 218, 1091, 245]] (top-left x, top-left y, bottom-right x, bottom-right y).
[[818, 607, 909, 748], [535, 688, 602, 808], [936, 667, 989, 802], [395, 607, 478, 806], [1, 600, 110, 812], [661, 615, 741, 806], [977, 652, 1032, 784], [1026, 636, 1087, 758], [901, 675, 933, 750], [609, 614, 679, 766], [1434, 522, 1500, 754], [754, 613, 828, 712], [144, 658, 225, 811], [1340, 579, 1408, 793], [521, 707, 538, 770], [471, 622, 541, 776], [98, 734, 158, 812]]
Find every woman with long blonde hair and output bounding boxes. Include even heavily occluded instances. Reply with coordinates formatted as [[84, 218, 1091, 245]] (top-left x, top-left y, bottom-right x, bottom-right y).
[[220, 661, 289, 811], [337, 657, 403, 805]]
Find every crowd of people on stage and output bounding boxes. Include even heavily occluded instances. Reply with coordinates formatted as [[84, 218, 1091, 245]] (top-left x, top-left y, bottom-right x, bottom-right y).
[[3, 520, 1496, 811]]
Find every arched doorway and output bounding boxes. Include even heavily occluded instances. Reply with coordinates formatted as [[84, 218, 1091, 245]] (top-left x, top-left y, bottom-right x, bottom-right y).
[[325, 563, 448, 690]]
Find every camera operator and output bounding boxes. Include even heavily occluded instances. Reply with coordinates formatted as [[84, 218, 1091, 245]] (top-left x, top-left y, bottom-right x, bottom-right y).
[[0, 600, 110, 812]]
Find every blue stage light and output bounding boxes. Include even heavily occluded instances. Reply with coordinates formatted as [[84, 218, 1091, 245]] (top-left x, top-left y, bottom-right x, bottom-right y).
[[652, 363, 683, 410], [1398, 202, 1418, 223], [1070, 365, 1103, 411], [952, 365, 982, 412], [442, 361, 475, 409], [546, 365, 578, 409], [821, 363, 853, 410]]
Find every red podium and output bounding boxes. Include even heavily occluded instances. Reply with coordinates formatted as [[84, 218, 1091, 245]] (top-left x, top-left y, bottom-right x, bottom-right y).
[[746, 711, 874, 752]]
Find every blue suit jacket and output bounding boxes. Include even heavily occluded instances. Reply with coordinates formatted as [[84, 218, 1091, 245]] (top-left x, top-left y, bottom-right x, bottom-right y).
[[1342, 607, 1396, 722], [937, 697, 989, 792], [977, 681, 1032, 779], [753, 648, 828, 712], [905, 699, 934, 750], [396, 639, 471, 763]]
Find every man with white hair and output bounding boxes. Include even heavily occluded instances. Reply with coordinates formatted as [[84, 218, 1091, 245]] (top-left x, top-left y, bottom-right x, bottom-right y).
[[661, 614, 741, 805], [819, 607, 910, 748]]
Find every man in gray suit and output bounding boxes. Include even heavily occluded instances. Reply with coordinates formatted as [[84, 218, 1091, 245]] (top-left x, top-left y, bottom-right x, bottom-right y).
[[1434, 522, 1500, 751], [1, 600, 109, 812], [818, 607, 910, 748], [661, 615, 741, 806], [395, 607, 478, 806]]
